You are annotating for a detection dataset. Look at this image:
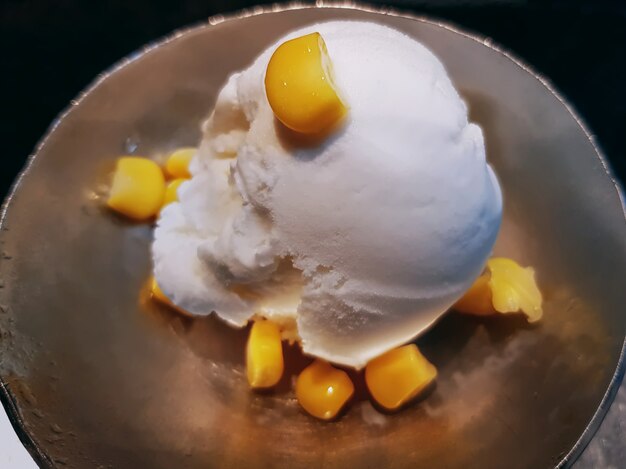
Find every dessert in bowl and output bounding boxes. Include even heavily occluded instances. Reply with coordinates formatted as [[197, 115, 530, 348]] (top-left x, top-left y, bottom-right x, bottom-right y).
[[111, 19, 539, 417], [0, 5, 624, 469]]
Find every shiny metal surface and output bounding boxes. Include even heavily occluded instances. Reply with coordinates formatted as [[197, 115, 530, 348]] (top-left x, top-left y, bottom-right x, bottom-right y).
[[0, 4, 625, 469]]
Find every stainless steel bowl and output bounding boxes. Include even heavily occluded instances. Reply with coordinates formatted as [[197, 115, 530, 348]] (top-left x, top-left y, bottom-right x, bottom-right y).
[[1, 4, 624, 469]]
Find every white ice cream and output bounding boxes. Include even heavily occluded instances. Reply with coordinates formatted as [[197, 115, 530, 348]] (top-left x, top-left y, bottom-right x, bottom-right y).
[[153, 21, 502, 368]]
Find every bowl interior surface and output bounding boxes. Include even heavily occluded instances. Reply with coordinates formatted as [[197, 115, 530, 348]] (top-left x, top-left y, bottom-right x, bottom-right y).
[[0, 6, 625, 469]]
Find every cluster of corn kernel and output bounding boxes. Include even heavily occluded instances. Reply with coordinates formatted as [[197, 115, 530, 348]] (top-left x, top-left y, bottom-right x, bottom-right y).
[[454, 257, 543, 322], [106, 147, 195, 221], [111, 148, 196, 319], [248, 321, 437, 419], [240, 256, 542, 420]]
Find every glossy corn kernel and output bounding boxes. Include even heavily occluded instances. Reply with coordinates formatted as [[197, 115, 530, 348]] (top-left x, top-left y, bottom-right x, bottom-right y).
[[453, 272, 496, 316], [246, 320, 284, 389], [107, 157, 165, 221], [455, 258, 543, 322], [296, 360, 354, 420], [165, 147, 195, 179], [265, 32, 347, 134], [365, 344, 437, 411], [488, 257, 543, 322], [161, 179, 185, 210]]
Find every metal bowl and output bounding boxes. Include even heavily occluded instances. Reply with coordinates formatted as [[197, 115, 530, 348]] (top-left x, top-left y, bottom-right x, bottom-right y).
[[1, 4, 624, 469]]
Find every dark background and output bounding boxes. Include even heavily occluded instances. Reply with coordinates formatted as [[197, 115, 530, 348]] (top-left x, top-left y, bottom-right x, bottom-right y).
[[1, 0, 625, 201]]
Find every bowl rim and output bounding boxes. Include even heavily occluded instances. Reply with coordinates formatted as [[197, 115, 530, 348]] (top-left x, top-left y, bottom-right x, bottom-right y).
[[1, 2, 624, 468]]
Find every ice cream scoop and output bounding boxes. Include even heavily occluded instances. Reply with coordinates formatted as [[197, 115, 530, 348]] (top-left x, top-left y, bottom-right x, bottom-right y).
[[152, 20, 502, 368]]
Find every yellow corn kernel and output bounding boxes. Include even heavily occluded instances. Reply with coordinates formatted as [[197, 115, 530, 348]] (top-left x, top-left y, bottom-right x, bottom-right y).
[[265, 32, 347, 134], [453, 272, 496, 315], [296, 360, 354, 420], [107, 157, 165, 221], [454, 258, 543, 323], [161, 178, 185, 210], [365, 344, 437, 411], [165, 147, 195, 179], [488, 257, 543, 322], [246, 320, 284, 389]]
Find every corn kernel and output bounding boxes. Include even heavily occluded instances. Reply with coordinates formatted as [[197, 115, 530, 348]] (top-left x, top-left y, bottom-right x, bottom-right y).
[[454, 258, 543, 322], [165, 147, 195, 179], [246, 320, 284, 389], [161, 178, 185, 210], [107, 157, 165, 221], [296, 360, 354, 420], [487, 257, 543, 322], [365, 344, 437, 411], [453, 272, 496, 315], [265, 32, 347, 134]]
